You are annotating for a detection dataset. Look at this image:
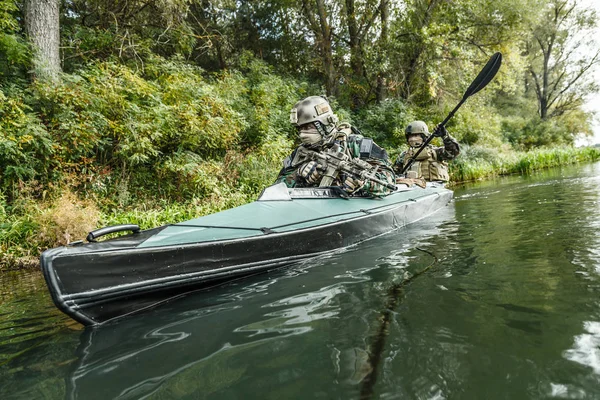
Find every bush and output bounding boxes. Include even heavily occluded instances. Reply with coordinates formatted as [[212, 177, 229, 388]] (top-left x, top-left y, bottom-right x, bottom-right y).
[[502, 109, 593, 150], [354, 98, 415, 149], [0, 89, 53, 190], [38, 189, 100, 246]]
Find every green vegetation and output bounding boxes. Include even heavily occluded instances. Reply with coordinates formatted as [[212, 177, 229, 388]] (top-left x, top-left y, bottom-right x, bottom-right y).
[[1, 0, 599, 270], [449, 146, 600, 183]]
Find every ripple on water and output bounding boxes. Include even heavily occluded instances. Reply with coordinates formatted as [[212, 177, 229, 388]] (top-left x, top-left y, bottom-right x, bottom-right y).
[[563, 321, 600, 375], [235, 283, 346, 337]]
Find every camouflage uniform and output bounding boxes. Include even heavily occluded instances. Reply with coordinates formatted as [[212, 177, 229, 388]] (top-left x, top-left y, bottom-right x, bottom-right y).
[[394, 121, 460, 182], [393, 121, 460, 182], [276, 123, 395, 197]]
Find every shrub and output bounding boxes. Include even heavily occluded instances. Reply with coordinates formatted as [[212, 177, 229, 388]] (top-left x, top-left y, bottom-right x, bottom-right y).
[[354, 98, 415, 149], [0, 89, 53, 190], [38, 189, 100, 246]]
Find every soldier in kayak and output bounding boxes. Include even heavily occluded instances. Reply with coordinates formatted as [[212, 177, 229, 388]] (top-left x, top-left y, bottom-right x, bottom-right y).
[[276, 96, 395, 197], [393, 121, 460, 182]]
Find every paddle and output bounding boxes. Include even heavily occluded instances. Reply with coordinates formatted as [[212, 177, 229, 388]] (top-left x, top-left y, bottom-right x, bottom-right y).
[[400, 52, 503, 175]]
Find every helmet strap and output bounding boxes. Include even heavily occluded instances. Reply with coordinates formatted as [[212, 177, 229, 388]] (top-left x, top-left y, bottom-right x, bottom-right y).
[[314, 121, 330, 136]]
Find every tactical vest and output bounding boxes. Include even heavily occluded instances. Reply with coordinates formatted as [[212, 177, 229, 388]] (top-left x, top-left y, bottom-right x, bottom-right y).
[[404, 146, 450, 182], [347, 135, 389, 162]]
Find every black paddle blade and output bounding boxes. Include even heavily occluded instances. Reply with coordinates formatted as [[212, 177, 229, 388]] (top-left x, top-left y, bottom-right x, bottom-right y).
[[463, 52, 502, 99]]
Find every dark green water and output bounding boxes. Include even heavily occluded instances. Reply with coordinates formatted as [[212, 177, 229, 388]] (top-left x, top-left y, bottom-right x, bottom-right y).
[[2, 163, 600, 399]]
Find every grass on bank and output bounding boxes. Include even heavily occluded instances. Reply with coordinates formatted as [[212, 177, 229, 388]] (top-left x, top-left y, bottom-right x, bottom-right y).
[[449, 145, 600, 183], [1, 145, 599, 271]]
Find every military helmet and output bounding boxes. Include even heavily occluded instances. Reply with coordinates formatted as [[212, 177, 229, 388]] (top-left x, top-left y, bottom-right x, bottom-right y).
[[290, 96, 339, 129], [405, 120, 429, 141]]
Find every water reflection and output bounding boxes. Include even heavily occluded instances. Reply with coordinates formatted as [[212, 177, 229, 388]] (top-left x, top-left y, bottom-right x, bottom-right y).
[[374, 163, 600, 399], [564, 321, 600, 375], [0, 270, 81, 399], [4, 163, 600, 399]]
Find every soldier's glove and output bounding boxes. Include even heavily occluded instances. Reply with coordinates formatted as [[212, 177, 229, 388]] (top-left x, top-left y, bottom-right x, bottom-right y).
[[432, 124, 448, 138], [298, 161, 322, 185], [342, 176, 364, 194]]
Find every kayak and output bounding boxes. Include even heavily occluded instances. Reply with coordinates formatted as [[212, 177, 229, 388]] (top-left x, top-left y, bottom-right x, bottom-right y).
[[41, 182, 453, 325]]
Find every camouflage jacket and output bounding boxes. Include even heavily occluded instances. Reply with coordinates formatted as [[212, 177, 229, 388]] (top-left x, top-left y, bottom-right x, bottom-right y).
[[393, 134, 460, 182], [275, 126, 395, 197]]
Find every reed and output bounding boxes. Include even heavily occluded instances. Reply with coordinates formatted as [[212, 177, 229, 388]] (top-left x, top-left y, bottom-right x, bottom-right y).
[[449, 146, 600, 183]]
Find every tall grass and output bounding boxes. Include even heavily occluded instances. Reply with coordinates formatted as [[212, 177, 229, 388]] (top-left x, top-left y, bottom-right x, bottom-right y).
[[449, 146, 600, 183]]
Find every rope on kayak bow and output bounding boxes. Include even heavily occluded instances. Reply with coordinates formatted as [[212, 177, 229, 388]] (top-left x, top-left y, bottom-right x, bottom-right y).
[[359, 247, 438, 400], [173, 223, 275, 233], [170, 198, 422, 234], [170, 202, 407, 234]]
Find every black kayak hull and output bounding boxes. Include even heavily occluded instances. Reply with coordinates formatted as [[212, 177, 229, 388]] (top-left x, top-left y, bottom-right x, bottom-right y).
[[41, 185, 453, 325]]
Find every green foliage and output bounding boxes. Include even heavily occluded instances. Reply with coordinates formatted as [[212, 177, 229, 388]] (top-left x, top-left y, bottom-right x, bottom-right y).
[[525, 0, 598, 120], [237, 57, 308, 146], [0, 185, 42, 268], [450, 145, 600, 182], [61, 0, 194, 70], [0, 0, 30, 79], [502, 110, 593, 150], [354, 99, 415, 149], [0, 89, 53, 189], [29, 60, 246, 171], [449, 101, 504, 147]]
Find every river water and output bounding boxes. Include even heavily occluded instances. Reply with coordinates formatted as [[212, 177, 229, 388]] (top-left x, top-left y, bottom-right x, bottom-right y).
[[2, 162, 600, 399]]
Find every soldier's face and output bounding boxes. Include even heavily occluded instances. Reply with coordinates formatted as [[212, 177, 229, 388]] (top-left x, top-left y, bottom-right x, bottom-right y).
[[407, 134, 423, 148], [298, 123, 322, 145]]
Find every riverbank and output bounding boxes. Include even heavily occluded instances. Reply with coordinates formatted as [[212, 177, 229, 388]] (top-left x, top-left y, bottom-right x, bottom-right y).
[[449, 146, 600, 183], [2, 146, 599, 272]]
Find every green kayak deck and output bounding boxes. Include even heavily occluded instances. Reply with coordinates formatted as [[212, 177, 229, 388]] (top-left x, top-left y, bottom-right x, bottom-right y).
[[139, 185, 446, 248]]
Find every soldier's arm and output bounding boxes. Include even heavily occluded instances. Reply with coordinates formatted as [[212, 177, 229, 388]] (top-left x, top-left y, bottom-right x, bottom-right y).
[[275, 148, 302, 187], [393, 151, 407, 174], [360, 160, 396, 197], [435, 134, 460, 161], [275, 169, 299, 188]]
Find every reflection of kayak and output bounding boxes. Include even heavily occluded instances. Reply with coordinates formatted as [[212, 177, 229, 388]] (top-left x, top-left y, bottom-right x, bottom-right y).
[[41, 182, 453, 326]]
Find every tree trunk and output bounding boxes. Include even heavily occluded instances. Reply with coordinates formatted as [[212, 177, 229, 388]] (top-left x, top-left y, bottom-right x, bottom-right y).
[[346, 0, 363, 78], [376, 0, 389, 103], [346, 0, 365, 109], [401, 0, 438, 100], [303, 0, 336, 96], [25, 0, 61, 81], [315, 0, 335, 96]]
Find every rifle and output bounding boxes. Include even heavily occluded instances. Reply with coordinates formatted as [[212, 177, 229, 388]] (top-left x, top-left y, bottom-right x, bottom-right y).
[[292, 145, 397, 191]]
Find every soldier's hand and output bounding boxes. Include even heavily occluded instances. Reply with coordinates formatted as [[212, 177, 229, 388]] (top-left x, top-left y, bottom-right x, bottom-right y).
[[298, 161, 322, 184], [342, 176, 364, 194], [433, 124, 447, 138]]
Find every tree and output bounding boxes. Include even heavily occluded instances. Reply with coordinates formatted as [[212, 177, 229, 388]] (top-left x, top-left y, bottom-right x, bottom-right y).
[[375, 0, 389, 102], [342, 0, 381, 107], [59, 1, 192, 71], [0, 0, 29, 79], [301, 0, 336, 95], [526, 0, 600, 120], [24, 0, 61, 81]]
